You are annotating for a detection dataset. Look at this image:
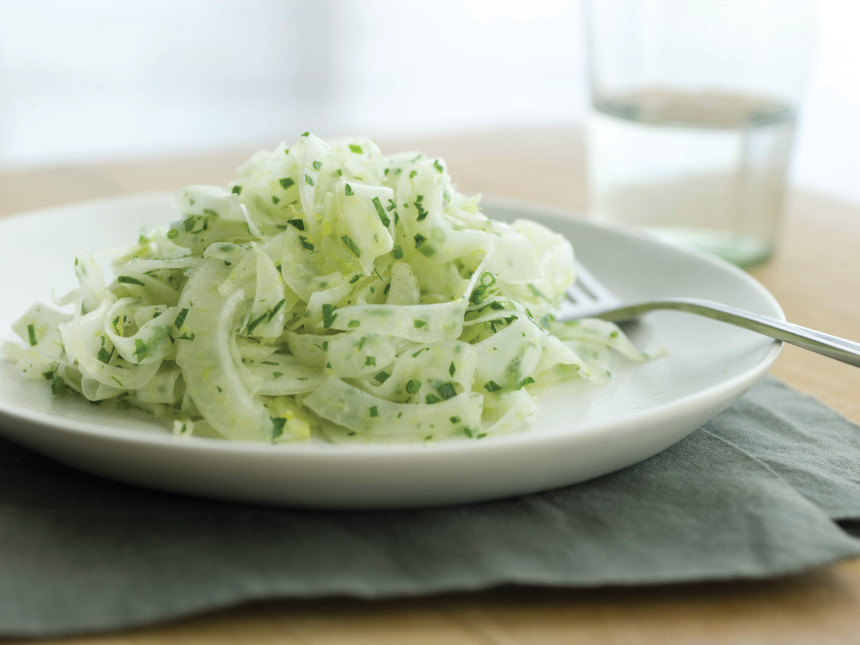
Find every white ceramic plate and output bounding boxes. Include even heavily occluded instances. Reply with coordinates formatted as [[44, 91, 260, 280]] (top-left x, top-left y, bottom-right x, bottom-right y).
[[0, 194, 782, 508]]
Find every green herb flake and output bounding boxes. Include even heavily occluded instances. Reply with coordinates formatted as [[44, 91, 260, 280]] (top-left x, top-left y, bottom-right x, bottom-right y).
[[405, 379, 422, 394], [301, 131, 310, 137], [133, 338, 150, 361], [374, 371, 391, 384], [434, 159, 444, 173], [270, 417, 286, 439], [425, 393, 441, 404], [483, 380, 502, 393], [392, 245, 404, 259], [312, 160, 322, 170], [299, 236, 315, 251], [414, 233, 426, 248], [464, 427, 474, 438], [305, 174, 315, 186], [364, 355, 376, 366], [279, 177, 295, 190], [448, 361, 456, 377], [369, 405, 379, 418], [97, 346, 112, 364], [349, 273, 362, 284], [349, 144, 364, 154], [174, 308, 189, 329], [231, 185, 242, 195], [341, 235, 361, 257], [267, 299, 286, 322], [51, 375, 66, 395], [26, 324, 37, 346], [437, 382, 457, 400], [322, 304, 338, 329], [372, 196, 391, 227], [348, 320, 361, 328], [450, 416, 461, 424], [117, 276, 145, 286], [345, 183, 354, 196], [246, 313, 268, 335], [413, 319, 428, 329]]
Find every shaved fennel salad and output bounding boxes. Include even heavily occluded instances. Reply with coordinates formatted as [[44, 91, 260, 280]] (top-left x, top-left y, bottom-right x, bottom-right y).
[[5, 133, 647, 443]]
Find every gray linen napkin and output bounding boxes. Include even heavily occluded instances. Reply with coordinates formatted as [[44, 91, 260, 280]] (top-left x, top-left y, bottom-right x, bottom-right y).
[[1, 377, 858, 638]]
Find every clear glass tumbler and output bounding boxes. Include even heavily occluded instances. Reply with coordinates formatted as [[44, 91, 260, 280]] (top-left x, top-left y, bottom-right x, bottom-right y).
[[584, 0, 815, 267]]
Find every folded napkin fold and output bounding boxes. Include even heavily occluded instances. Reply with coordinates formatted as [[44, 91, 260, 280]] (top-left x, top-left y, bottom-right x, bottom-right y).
[[1, 377, 858, 638]]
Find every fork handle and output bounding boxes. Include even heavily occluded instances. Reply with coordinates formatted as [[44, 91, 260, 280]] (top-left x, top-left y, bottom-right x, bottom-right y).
[[595, 298, 860, 367]]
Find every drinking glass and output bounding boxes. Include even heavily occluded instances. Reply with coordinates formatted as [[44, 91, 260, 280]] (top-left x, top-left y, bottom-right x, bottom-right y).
[[584, 0, 816, 266]]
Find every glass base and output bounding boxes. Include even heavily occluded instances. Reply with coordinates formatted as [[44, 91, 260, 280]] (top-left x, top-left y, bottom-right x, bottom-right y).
[[645, 226, 774, 268]]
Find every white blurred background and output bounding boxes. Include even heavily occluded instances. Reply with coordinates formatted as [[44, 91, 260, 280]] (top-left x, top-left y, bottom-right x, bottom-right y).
[[0, 0, 858, 201]]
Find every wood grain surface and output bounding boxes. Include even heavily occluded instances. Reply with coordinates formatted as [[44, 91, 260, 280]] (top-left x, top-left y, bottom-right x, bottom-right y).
[[1, 128, 858, 644]]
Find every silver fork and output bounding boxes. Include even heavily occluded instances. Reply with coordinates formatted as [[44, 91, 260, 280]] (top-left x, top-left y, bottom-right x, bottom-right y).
[[559, 263, 860, 367]]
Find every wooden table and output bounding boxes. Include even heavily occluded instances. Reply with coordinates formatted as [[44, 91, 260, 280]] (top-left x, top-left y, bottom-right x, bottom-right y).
[[2, 128, 859, 644]]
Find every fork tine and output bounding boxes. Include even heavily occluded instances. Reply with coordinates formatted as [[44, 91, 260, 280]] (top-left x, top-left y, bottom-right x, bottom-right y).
[[574, 263, 623, 308]]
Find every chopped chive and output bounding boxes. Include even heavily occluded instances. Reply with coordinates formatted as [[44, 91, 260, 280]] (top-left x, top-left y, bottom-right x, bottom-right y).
[[413, 319, 428, 329], [392, 245, 404, 259], [425, 393, 441, 404], [231, 185, 242, 195], [414, 233, 426, 248], [409, 170, 417, 179], [449, 361, 456, 377], [174, 308, 189, 329], [374, 371, 391, 384], [322, 304, 337, 329], [299, 236, 315, 251], [26, 324, 37, 346], [51, 375, 66, 395], [312, 160, 322, 170], [437, 382, 456, 400], [464, 427, 474, 438], [483, 380, 502, 392], [434, 159, 444, 173], [411, 347, 429, 358], [348, 320, 361, 328], [610, 330, 619, 338], [270, 417, 286, 439], [349, 273, 362, 284], [279, 177, 295, 190], [97, 346, 112, 363], [246, 312, 268, 334], [305, 174, 315, 186], [341, 235, 361, 257], [365, 356, 376, 366], [517, 376, 536, 389], [345, 183, 354, 196], [117, 276, 145, 286], [349, 144, 363, 154], [288, 218, 305, 231], [405, 379, 421, 394], [369, 405, 379, 417], [267, 299, 286, 322], [167, 228, 179, 239], [133, 338, 150, 360], [272, 195, 281, 204], [372, 196, 391, 227]]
